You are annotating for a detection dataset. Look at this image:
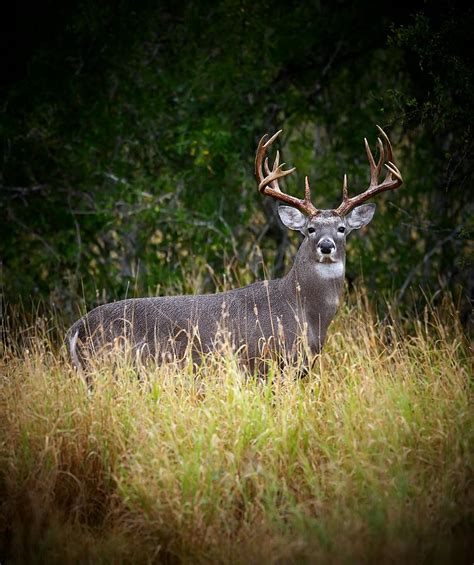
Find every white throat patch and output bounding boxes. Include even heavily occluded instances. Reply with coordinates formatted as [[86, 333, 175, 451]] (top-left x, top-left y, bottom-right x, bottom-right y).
[[314, 261, 344, 279]]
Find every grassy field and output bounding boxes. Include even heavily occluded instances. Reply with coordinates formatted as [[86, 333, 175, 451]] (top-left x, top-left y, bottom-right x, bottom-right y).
[[0, 294, 472, 564]]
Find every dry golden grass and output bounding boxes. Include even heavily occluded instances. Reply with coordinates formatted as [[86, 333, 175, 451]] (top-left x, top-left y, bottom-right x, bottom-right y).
[[0, 294, 472, 563]]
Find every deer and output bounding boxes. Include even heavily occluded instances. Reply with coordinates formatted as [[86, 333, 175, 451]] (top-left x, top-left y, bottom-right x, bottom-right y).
[[67, 126, 402, 377]]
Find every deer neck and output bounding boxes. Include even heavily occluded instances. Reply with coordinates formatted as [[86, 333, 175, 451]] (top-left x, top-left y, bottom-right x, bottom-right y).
[[281, 243, 345, 320]]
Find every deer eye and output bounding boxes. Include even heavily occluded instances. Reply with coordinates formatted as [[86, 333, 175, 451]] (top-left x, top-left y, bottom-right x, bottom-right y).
[[308, 227, 315, 234], [338, 226, 346, 233]]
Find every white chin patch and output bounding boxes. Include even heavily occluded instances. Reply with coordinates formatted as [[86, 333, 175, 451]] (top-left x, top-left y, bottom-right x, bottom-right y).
[[314, 261, 344, 279]]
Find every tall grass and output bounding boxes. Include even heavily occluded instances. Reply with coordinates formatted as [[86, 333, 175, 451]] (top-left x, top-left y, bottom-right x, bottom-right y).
[[0, 294, 472, 563]]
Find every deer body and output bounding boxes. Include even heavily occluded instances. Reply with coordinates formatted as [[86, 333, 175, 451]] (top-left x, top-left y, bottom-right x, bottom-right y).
[[68, 232, 345, 370], [68, 128, 402, 374]]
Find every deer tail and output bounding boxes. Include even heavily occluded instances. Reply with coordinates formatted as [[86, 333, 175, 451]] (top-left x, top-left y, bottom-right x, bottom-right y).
[[69, 329, 83, 372]]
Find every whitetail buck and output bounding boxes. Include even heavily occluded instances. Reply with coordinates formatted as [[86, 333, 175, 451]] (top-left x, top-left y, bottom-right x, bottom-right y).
[[67, 126, 402, 374]]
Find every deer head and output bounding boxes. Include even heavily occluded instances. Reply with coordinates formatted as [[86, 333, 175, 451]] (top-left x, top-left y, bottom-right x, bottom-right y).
[[255, 127, 403, 267]]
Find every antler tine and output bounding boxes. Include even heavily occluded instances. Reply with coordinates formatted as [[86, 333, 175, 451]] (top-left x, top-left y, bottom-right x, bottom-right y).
[[364, 137, 384, 187], [264, 152, 282, 191], [304, 176, 316, 210], [364, 137, 376, 174], [376, 137, 385, 176], [263, 129, 283, 149], [261, 157, 295, 192], [385, 161, 403, 182], [335, 126, 403, 216], [264, 157, 271, 176], [377, 124, 393, 163], [255, 133, 270, 185], [255, 130, 319, 217], [342, 173, 348, 202], [274, 149, 280, 168]]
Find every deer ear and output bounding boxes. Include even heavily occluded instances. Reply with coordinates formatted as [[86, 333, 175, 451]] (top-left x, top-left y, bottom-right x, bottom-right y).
[[346, 204, 376, 231], [278, 206, 307, 232]]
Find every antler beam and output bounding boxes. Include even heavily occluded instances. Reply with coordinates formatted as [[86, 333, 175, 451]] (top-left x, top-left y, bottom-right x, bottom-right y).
[[255, 130, 319, 217], [335, 125, 403, 217]]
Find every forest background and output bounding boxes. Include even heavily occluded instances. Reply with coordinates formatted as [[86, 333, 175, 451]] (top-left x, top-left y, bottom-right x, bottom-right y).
[[1, 0, 472, 326]]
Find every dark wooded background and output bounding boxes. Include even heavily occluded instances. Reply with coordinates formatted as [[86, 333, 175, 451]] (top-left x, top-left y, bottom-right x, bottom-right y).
[[1, 1, 472, 325]]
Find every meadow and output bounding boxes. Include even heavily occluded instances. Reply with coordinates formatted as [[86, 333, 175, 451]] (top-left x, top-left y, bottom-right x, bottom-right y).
[[1, 290, 472, 564]]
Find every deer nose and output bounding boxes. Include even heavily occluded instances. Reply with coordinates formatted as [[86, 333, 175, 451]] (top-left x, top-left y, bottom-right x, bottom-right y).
[[318, 238, 335, 254]]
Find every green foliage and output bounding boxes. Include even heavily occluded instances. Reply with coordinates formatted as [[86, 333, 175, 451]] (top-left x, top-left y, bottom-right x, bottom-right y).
[[1, 2, 472, 323]]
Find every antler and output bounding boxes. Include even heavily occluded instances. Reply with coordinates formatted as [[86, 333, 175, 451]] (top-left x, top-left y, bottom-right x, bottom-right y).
[[334, 125, 403, 216], [255, 130, 319, 217]]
